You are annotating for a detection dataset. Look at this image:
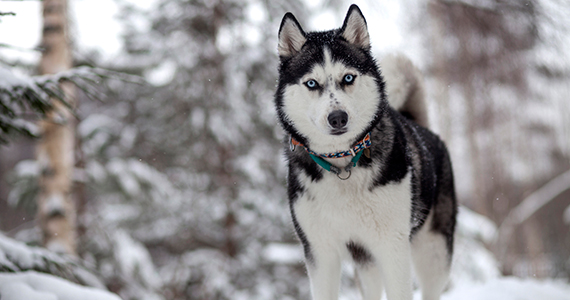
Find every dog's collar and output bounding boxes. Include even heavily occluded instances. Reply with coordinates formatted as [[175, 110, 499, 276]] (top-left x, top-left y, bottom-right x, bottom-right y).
[[289, 132, 372, 180], [289, 132, 371, 158]]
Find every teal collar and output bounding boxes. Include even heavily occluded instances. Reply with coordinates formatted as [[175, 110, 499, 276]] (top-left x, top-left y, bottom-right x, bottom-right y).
[[309, 150, 364, 180]]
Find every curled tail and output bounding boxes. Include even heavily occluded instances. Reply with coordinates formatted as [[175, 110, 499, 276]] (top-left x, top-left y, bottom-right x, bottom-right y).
[[380, 53, 429, 128]]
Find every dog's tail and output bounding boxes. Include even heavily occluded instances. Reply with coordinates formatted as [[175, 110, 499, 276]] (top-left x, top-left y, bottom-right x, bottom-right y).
[[381, 53, 429, 128]]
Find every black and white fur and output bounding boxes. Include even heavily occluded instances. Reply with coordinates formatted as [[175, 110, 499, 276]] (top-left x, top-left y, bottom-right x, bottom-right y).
[[275, 5, 457, 300]]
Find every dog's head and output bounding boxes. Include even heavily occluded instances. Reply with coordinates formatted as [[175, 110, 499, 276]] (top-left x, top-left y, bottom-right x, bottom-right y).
[[275, 5, 386, 154]]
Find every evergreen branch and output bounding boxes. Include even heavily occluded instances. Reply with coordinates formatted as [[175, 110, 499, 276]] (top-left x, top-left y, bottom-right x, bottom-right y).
[[0, 65, 145, 144], [0, 233, 107, 288]]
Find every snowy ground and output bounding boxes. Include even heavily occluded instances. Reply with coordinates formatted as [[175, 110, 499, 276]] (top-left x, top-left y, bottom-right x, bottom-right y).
[[333, 277, 570, 300], [2, 272, 569, 300], [0, 271, 121, 300], [2, 202, 568, 299], [1, 210, 569, 299], [439, 277, 570, 300]]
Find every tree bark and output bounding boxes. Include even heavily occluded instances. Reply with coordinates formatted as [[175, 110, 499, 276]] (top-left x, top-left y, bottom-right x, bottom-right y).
[[37, 0, 76, 255]]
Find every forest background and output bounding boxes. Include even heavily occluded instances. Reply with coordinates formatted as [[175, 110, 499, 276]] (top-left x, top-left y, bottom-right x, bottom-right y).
[[1, 0, 569, 299]]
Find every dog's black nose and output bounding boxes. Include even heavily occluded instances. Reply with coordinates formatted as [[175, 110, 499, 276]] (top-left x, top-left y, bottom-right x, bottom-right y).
[[328, 110, 349, 129]]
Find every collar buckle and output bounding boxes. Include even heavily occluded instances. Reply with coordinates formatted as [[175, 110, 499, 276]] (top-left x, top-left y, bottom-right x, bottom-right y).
[[289, 136, 296, 152], [349, 148, 356, 157]]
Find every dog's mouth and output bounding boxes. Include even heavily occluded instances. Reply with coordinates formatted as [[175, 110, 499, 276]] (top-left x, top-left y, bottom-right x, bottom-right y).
[[330, 128, 348, 136]]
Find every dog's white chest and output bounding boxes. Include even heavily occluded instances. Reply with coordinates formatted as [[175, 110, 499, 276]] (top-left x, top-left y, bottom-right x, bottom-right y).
[[294, 169, 413, 248]]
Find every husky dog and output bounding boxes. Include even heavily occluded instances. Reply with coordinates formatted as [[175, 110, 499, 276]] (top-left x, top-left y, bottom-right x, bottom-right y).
[[275, 5, 457, 300]]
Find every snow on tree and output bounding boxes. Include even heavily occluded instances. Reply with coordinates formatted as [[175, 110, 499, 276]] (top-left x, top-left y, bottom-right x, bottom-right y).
[[0, 66, 117, 144], [0, 233, 110, 291]]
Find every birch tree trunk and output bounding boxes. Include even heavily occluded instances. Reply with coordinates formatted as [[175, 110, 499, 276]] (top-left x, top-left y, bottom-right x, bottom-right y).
[[37, 0, 76, 255]]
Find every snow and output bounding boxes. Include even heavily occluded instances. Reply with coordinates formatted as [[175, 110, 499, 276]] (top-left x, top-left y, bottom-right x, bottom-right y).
[[107, 159, 142, 197], [113, 230, 161, 290], [0, 271, 121, 300], [0, 233, 62, 271], [12, 159, 40, 178], [77, 114, 121, 139], [450, 232, 501, 285], [0, 234, 108, 289], [262, 243, 304, 265], [0, 66, 33, 89], [440, 277, 570, 300], [456, 206, 497, 243], [42, 193, 66, 217], [344, 274, 570, 300], [143, 60, 177, 86]]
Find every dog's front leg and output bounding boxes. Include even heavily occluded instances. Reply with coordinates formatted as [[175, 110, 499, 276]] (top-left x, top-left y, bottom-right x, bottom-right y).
[[306, 248, 341, 300], [376, 235, 413, 300]]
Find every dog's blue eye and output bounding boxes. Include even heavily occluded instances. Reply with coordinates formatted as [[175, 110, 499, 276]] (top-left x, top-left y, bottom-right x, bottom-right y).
[[305, 80, 319, 89], [344, 74, 355, 84]]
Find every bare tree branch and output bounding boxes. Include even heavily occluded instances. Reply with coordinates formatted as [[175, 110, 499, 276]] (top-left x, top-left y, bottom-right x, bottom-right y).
[[495, 168, 570, 259]]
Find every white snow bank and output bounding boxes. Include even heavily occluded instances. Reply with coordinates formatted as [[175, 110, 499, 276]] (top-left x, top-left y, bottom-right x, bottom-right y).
[[449, 207, 501, 285], [0, 271, 121, 300], [456, 206, 497, 243], [440, 277, 570, 300], [262, 243, 304, 264]]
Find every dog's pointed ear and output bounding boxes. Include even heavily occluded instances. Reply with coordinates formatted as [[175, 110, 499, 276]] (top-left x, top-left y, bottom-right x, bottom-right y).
[[278, 12, 306, 58], [340, 5, 370, 50]]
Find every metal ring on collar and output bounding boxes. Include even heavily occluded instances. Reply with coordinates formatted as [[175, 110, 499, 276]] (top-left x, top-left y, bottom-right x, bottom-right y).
[[337, 170, 351, 180]]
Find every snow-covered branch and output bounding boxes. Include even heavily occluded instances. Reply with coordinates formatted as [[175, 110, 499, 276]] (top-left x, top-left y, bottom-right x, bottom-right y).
[[0, 65, 144, 144], [0, 233, 106, 289], [0, 233, 121, 298]]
